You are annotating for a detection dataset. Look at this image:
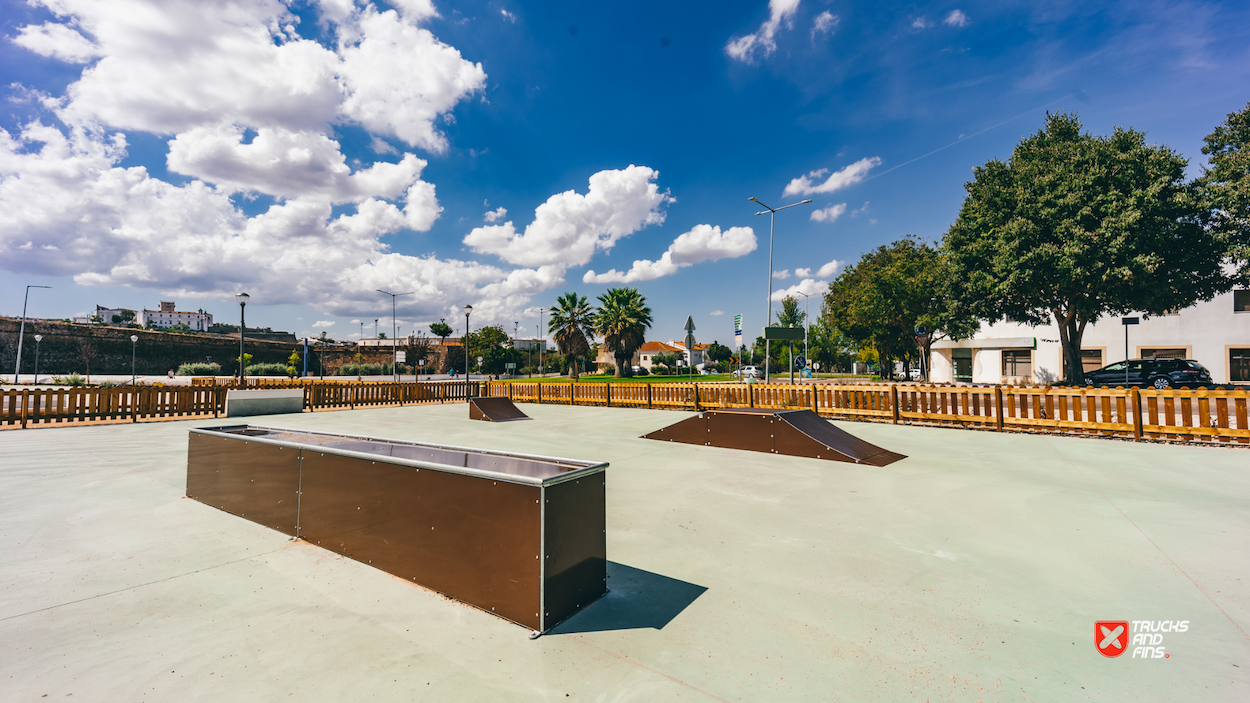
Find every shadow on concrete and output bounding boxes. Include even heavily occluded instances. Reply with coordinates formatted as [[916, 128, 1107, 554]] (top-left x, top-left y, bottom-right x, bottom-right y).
[[549, 561, 707, 634]]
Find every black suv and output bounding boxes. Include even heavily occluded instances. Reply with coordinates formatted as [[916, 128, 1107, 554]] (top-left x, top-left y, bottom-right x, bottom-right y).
[[1084, 358, 1213, 389]]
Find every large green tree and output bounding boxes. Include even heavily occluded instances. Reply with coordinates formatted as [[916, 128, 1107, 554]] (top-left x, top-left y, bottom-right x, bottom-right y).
[[547, 292, 596, 379], [825, 237, 972, 380], [463, 325, 521, 375], [1199, 101, 1250, 280], [945, 112, 1233, 385], [593, 287, 653, 377]]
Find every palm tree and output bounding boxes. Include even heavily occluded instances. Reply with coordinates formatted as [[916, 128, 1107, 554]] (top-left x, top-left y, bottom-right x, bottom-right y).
[[547, 292, 595, 379], [593, 287, 653, 377]]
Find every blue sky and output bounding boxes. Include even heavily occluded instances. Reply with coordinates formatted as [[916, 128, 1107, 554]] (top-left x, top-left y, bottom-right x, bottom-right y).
[[2, 0, 1248, 347]]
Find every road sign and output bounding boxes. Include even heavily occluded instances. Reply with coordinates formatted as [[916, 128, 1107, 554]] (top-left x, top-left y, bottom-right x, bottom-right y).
[[506, 362, 517, 369], [395, 351, 406, 362], [684, 316, 696, 332], [795, 355, 806, 369], [734, 314, 742, 332], [763, 326, 804, 341], [684, 333, 696, 351]]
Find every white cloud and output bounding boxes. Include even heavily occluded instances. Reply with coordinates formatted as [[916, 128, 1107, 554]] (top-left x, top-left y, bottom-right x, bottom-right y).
[[783, 157, 881, 196], [465, 165, 672, 268], [166, 125, 432, 203], [583, 224, 756, 283], [337, 7, 487, 152], [0, 120, 547, 327], [771, 277, 830, 301], [725, 0, 801, 64], [810, 202, 847, 222], [370, 137, 398, 155], [13, 22, 100, 63], [811, 11, 838, 41], [500, 9, 517, 22], [794, 259, 840, 278], [484, 206, 507, 222], [911, 17, 930, 30], [710, 310, 724, 316], [314, 320, 336, 327], [944, 10, 969, 27], [852, 201, 869, 217], [772, 269, 791, 279]]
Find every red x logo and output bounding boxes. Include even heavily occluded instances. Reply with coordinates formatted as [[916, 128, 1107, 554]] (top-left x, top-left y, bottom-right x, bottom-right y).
[[1096, 621, 1129, 658]]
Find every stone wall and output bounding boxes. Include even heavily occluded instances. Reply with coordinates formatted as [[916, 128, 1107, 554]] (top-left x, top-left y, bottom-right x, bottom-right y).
[[0, 318, 455, 378], [0, 318, 301, 377]]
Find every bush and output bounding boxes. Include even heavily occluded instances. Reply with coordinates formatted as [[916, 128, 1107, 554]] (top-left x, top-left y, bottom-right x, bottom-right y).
[[337, 363, 384, 376], [54, 373, 87, 386], [177, 362, 222, 376], [246, 362, 289, 376]]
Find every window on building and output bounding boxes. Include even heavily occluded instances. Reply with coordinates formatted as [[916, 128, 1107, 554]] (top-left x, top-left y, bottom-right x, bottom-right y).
[[1235, 289, 1250, 312], [1002, 350, 1032, 377], [1232, 349, 1250, 383], [1141, 348, 1186, 360]]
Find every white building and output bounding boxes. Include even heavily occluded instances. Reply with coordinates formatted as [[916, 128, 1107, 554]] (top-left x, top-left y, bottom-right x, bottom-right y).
[[141, 301, 213, 331], [929, 288, 1250, 385]]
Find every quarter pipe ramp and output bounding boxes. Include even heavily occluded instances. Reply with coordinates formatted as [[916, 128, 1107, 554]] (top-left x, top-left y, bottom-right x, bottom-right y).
[[470, 396, 532, 422]]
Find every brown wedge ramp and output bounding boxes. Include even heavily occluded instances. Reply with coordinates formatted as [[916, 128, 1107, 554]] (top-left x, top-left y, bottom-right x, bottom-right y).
[[469, 396, 532, 422], [643, 407, 905, 466]]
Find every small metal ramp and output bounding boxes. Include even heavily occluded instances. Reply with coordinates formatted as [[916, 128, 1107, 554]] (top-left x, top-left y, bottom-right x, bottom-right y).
[[469, 396, 532, 422], [643, 407, 905, 466]]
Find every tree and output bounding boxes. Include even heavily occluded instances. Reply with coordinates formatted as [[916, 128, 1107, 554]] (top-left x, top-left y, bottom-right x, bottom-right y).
[[945, 112, 1233, 385], [1199, 101, 1250, 281], [651, 351, 681, 372], [547, 292, 595, 379], [825, 237, 971, 380], [378, 332, 387, 340], [593, 288, 653, 377], [429, 319, 453, 344], [463, 325, 521, 375], [286, 349, 301, 378], [77, 339, 98, 383], [705, 341, 732, 363]]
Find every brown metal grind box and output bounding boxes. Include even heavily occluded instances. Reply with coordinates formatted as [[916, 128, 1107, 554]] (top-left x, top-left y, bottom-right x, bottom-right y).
[[187, 425, 607, 633]]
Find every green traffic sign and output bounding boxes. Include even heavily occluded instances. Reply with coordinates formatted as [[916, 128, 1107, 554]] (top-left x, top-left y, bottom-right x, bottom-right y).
[[763, 326, 805, 341]]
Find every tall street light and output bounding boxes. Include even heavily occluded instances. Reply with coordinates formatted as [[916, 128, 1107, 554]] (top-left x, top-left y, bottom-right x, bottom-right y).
[[130, 334, 139, 385], [748, 197, 812, 382], [538, 307, 545, 376], [463, 304, 473, 386], [236, 292, 250, 386], [377, 289, 414, 382], [33, 334, 43, 384], [13, 284, 52, 383]]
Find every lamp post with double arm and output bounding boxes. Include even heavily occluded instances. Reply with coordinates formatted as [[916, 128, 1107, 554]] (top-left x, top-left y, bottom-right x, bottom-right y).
[[748, 197, 812, 381], [377, 289, 414, 382], [463, 304, 473, 388]]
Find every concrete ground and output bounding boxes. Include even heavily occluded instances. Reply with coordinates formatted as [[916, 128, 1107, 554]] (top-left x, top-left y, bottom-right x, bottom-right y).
[[1, 403, 1246, 702]]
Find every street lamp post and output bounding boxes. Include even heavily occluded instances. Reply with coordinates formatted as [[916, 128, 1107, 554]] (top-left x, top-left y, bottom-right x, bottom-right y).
[[376, 289, 414, 382], [130, 334, 139, 385], [748, 197, 812, 382], [13, 284, 52, 383], [463, 305, 473, 387], [33, 335, 43, 383], [236, 293, 250, 386]]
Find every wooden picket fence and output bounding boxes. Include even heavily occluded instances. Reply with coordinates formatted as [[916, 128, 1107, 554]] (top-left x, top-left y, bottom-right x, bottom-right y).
[[485, 381, 1250, 445], [0, 381, 479, 429], [4, 378, 1247, 444]]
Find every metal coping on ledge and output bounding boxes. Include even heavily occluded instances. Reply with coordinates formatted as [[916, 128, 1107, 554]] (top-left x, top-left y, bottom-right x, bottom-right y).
[[188, 424, 608, 487]]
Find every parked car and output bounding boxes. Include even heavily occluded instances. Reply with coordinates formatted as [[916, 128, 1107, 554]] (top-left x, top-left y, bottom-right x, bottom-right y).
[[736, 365, 762, 379], [1083, 358, 1213, 389]]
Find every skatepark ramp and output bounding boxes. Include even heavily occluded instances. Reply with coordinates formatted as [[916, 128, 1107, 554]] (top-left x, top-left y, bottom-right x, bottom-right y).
[[643, 408, 905, 466], [470, 396, 532, 422]]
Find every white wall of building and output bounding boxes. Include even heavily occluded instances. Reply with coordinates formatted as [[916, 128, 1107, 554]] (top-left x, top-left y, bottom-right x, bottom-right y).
[[929, 289, 1250, 385]]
